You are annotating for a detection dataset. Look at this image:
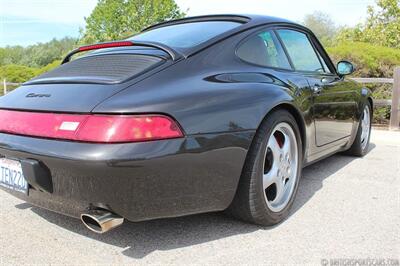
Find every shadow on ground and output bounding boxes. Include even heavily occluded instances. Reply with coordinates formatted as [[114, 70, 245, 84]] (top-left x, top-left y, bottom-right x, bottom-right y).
[[15, 144, 375, 258]]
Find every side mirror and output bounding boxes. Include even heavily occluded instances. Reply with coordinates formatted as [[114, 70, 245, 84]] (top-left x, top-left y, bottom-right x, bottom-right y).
[[337, 60, 354, 76]]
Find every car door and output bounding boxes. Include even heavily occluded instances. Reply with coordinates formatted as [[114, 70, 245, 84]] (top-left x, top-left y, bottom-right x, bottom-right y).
[[276, 29, 357, 147], [235, 28, 314, 155]]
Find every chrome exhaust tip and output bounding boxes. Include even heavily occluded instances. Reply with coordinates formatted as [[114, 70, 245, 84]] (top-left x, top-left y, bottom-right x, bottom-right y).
[[81, 209, 124, 234]]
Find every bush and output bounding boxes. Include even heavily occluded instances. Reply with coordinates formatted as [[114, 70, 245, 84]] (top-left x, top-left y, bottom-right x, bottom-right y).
[[0, 65, 39, 83], [367, 83, 393, 124], [327, 42, 400, 124], [326, 42, 400, 78], [0, 60, 61, 83]]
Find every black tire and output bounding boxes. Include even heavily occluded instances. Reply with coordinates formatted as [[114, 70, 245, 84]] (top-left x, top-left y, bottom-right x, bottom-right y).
[[227, 109, 302, 226], [345, 102, 372, 157]]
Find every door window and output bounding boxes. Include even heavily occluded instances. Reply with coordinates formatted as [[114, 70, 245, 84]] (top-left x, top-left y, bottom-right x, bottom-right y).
[[316, 50, 332, 74], [277, 30, 323, 72]]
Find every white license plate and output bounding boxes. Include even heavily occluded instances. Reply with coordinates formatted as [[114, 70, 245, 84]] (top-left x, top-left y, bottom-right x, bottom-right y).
[[0, 158, 28, 194]]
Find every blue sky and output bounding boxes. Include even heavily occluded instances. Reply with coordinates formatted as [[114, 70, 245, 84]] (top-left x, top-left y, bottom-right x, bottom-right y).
[[0, 0, 376, 47]]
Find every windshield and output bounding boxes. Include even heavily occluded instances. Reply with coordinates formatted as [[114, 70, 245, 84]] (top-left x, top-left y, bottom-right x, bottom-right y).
[[129, 21, 242, 49]]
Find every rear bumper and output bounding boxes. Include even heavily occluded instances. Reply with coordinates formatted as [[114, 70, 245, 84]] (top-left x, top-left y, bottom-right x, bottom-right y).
[[0, 131, 253, 221]]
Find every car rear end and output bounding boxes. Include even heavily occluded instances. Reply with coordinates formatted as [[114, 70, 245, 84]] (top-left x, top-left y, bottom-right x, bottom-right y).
[[0, 17, 251, 231], [0, 43, 189, 223]]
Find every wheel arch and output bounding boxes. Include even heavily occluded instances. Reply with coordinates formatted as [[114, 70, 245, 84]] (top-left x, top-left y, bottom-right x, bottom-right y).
[[361, 87, 373, 117], [231, 101, 307, 196], [260, 102, 307, 159], [227, 101, 307, 214]]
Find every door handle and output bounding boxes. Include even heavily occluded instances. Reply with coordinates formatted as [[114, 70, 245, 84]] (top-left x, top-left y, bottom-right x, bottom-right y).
[[312, 85, 322, 94]]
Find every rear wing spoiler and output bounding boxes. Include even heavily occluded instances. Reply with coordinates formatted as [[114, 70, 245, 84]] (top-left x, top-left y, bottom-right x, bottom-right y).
[[62, 41, 184, 64]]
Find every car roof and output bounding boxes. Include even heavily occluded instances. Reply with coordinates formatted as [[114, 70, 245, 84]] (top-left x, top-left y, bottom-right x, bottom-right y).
[[137, 14, 307, 59], [143, 14, 300, 32]]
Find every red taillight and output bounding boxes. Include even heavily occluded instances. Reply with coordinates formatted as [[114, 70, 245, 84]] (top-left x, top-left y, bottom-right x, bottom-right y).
[[0, 110, 183, 143], [77, 115, 183, 143]]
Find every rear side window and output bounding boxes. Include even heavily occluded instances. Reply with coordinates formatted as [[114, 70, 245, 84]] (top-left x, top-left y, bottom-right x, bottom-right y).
[[130, 21, 241, 49], [277, 30, 323, 72], [237, 30, 291, 69]]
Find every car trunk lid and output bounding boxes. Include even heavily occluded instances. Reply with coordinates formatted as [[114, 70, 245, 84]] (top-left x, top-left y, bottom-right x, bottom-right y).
[[0, 83, 126, 113]]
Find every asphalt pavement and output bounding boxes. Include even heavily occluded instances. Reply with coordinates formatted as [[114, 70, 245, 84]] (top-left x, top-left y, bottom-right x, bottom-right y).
[[0, 129, 399, 265]]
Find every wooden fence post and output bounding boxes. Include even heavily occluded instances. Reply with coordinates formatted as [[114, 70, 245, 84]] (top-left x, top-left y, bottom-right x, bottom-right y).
[[389, 67, 400, 130], [2, 79, 6, 95]]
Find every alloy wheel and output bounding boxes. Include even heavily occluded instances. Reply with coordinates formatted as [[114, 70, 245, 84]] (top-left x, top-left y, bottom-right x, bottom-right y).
[[263, 122, 299, 212]]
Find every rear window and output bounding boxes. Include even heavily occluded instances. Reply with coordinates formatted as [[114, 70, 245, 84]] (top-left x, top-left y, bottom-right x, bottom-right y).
[[28, 54, 163, 84], [129, 21, 241, 49]]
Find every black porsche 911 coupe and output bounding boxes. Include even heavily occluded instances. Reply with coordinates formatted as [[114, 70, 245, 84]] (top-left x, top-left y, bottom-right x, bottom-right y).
[[0, 14, 372, 233]]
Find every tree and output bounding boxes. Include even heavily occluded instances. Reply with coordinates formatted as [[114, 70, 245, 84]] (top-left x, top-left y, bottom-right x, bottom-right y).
[[302, 11, 337, 46], [80, 0, 185, 44], [336, 0, 400, 48], [0, 37, 77, 68]]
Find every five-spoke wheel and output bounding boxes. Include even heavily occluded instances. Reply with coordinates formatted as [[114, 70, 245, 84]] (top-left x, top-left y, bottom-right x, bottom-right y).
[[228, 110, 302, 225], [263, 123, 299, 212]]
